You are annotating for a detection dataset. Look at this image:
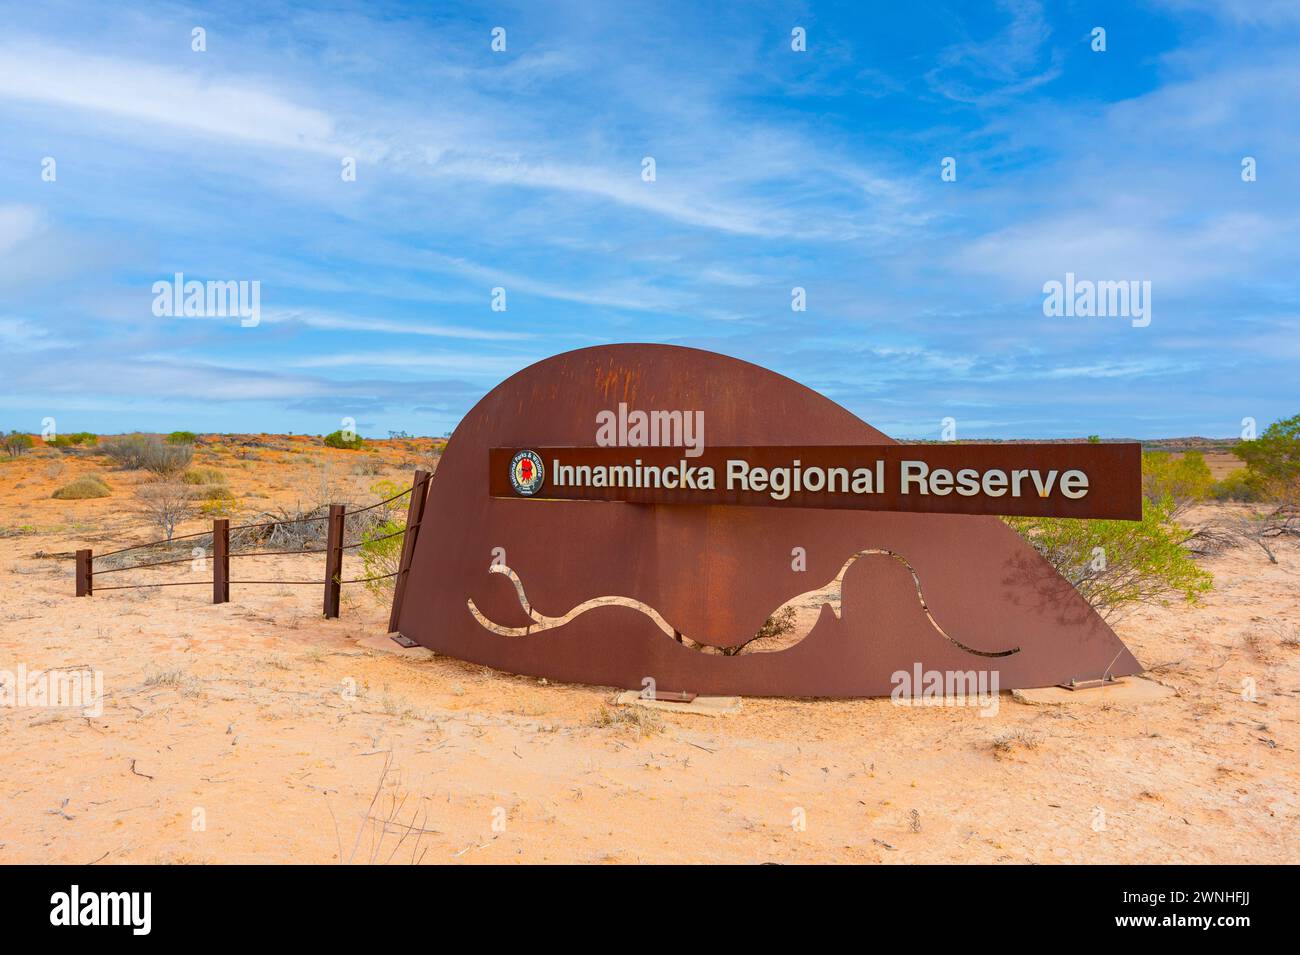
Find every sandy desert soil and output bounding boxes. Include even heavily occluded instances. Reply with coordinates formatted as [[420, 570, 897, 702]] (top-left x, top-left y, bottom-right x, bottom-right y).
[[1, 438, 1296, 864]]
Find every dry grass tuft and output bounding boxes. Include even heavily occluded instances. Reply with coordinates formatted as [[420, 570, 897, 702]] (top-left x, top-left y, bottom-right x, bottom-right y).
[[990, 729, 1040, 758], [594, 703, 665, 736]]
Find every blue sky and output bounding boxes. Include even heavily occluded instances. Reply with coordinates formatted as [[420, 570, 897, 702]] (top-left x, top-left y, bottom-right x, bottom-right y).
[[1, 0, 1297, 439]]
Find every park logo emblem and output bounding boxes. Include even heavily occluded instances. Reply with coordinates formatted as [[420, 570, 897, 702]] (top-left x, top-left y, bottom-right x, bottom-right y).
[[509, 450, 545, 496]]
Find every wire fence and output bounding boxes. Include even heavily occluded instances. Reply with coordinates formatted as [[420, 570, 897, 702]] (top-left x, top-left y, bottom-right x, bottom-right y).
[[75, 470, 431, 622]]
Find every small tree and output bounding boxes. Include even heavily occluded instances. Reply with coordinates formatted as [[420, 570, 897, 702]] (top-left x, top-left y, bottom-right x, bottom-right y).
[[1235, 414, 1300, 486], [1230, 413, 1300, 545], [133, 483, 196, 541], [3, 431, 33, 458]]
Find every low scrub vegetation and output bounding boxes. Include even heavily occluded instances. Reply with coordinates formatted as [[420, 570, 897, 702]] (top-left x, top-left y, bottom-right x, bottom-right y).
[[132, 483, 196, 540], [1142, 450, 1212, 516], [49, 432, 98, 449], [1008, 416, 1299, 613], [359, 518, 405, 597], [52, 474, 111, 499], [1007, 498, 1212, 622], [357, 480, 412, 597], [1210, 468, 1267, 502], [102, 434, 194, 474], [182, 467, 226, 485]]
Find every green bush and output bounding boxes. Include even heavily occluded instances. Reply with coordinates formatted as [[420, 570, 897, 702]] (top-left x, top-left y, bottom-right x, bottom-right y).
[[1141, 450, 1212, 514], [1209, 468, 1267, 502], [359, 518, 405, 597], [167, 431, 198, 445], [52, 474, 111, 499], [1006, 496, 1212, 622], [3, 432, 33, 458], [49, 432, 98, 448], [323, 430, 365, 450]]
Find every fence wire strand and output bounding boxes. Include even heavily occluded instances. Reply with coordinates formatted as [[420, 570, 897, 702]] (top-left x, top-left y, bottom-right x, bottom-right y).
[[83, 472, 427, 595]]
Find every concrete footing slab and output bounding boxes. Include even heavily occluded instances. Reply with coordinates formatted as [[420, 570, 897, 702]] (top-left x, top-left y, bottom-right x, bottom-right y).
[[1012, 677, 1174, 707], [358, 633, 436, 660]]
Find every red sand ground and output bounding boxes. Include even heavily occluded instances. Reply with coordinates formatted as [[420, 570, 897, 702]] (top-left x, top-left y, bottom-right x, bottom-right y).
[[1, 440, 1295, 863]]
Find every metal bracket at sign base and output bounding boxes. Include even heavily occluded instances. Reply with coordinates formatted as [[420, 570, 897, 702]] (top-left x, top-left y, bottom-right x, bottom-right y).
[[1057, 675, 1120, 691], [390, 633, 419, 648]]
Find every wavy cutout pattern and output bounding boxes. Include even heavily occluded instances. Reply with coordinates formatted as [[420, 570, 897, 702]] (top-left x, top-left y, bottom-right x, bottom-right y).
[[468, 549, 1019, 659]]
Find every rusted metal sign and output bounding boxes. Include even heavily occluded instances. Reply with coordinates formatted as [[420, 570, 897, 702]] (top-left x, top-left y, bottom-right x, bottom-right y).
[[488, 443, 1141, 519], [392, 344, 1143, 698]]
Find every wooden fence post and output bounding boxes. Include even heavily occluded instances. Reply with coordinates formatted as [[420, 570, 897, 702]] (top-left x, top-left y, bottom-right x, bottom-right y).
[[387, 470, 430, 634], [323, 503, 345, 618], [76, 549, 92, 596], [213, 518, 230, 604]]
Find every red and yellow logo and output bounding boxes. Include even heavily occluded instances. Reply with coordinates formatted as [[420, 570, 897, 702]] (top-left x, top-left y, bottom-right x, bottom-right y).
[[509, 450, 545, 496]]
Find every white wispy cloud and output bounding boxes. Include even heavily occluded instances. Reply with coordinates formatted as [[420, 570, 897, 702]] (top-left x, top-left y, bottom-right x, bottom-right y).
[[0, 40, 342, 153], [253, 308, 536, 341]]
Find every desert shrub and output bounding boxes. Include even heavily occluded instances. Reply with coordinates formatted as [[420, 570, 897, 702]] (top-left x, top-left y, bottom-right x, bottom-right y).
[[52, 474, 111, 499], [146, 440, 193, 474], [49, 432, 98, 448], [133, 483, 196, 540], [1006, 497, 1212, 622], [3, 432, 33, 458], [166, 431, 198, 445], [323, 430, 365, 450], [195, 477, 237, 517], [182, 467, 226, 485], [1210, 468, 1267, 502], [359, 519, 405, 598], [352, 455, 383, 476], [354, 479, 415, 596], [101, 434, 150, 467], [1142, 451, 1212, 516], [103, 434, 194, 474], [199, 488, 238, 517]]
